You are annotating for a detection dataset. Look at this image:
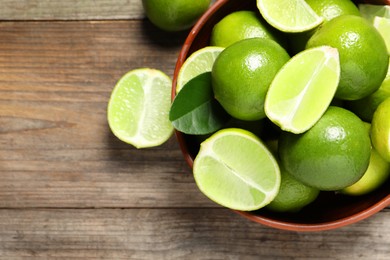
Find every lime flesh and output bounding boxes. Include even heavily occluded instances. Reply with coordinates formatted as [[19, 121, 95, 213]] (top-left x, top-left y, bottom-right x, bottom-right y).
[[265, 46, 340, 134], [256, 0, 323, 32], [176, 46, 224, 93], [107, 68, 173, 148], [193, 128, 281, 211]]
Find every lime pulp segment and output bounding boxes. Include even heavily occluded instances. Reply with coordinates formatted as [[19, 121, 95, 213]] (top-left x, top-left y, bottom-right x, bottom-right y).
[[265, 46, 340, 134], [107, 68, 173, 148], [373, 16, 390, 55], [193, 128, 281, 211], [359, 4, 390, 23], [176, 46, 224, 93], [256, 0, 323, 32]]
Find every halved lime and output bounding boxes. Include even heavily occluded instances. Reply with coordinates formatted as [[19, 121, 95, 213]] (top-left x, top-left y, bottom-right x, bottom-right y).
[[193, 128, 281, 211], [371, 97, 390, 162], [265, 46, 340, 134], [359, 4, 390, 23], [176, 46, 224, 93], [107, 68, 173, 148], [373, 16, 390, 54], [256, 0, 323, 32]]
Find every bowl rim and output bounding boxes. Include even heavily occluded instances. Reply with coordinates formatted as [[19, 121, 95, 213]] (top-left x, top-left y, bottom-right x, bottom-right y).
[[171, 0, 390, 232]]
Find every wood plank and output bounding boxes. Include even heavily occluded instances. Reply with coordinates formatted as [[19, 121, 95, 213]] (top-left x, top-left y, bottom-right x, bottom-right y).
[[0, 208, 389, 259], [0, 20, 212, 208], [0, 0, 145, 20]]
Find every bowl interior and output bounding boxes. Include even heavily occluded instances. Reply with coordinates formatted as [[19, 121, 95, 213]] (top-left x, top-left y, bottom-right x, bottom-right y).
[[172, 0, 390, 231]]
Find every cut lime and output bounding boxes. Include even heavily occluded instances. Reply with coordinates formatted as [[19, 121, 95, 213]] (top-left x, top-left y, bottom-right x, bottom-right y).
[[256, 0, 323, 32], [265, 46, 340, 134], [193, 128, 281, 211], [176, 46, 224, 93], [373, 16, 390, 54], [359, 4, 390, 23], [371, 97, 390, 162], [107, 68, 173, 148]]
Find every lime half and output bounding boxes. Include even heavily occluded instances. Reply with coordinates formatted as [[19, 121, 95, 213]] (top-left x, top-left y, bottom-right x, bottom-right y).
[[256, 0, 323, 32], [265, 46, 340, 134], [176, 46, 224, 93], [193, 128, 281, 211], [107, 68, 173, 148]]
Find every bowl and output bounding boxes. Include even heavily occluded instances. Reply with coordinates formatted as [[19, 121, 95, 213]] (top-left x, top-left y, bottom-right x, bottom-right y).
[[172, 0, 390, 231]]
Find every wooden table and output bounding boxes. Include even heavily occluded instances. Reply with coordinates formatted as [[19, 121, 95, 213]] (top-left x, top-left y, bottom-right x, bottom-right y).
[[0, 0, 389, 258]]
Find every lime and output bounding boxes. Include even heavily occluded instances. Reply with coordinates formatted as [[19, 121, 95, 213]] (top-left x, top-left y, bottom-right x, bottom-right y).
[[107, 68, 173, 148], [359, 4, 390, 23], [279, 106, 371, 191], [305, 0, 360, 22], [193, 128, 281, 211], [288, 0, 360, 54], [265, 46, 340, 134], [256, 0, 323, 32], [142, 0, 211, 32], [176, 46, 223, 93], [210, 10, 286, 48], [371, 97, 390, 162], [373, 16, 390, 54], [266, 168, 320, 213], [306, 15, 389, 100], [212, 38, 290, 121], [346, 58, 390, 122], [341, 148, 390, 196]]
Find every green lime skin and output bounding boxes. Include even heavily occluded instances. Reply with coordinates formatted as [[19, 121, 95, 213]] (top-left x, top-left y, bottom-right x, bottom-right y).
[[306, 15, 389, 100], [212, 38, 290, 121], [278, 106, 371, 191], [210, 10, 286, 48], [266, 168, 320, 213], [142, 0, 210, 32]]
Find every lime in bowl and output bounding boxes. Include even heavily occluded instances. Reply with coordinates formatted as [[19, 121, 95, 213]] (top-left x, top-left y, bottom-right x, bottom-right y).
[[172, 0, 390, 231]]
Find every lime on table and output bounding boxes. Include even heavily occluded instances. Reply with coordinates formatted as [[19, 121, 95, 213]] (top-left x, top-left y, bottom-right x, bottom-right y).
[[373, 16, 390, 54], [176, 46, 224, 93], [265, 46, 340, 134], [193, 128, 281, 211], [142, 0, 211, 32], [371, 97, 390, 162], [107, 68, 173, 148], [256, 0, 323, 32]]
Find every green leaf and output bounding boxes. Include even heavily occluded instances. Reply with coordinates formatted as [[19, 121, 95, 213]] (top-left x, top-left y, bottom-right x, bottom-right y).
[[169, 72, 230, 135]]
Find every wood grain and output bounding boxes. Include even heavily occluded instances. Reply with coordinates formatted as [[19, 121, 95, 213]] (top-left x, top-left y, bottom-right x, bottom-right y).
[[0, 0, 145, 20], [0, 21, 212, 208], [0, 208, 389, 259]]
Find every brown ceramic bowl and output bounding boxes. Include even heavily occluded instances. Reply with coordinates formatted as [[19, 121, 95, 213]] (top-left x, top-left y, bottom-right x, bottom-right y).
[[172, 0, 390, 231]]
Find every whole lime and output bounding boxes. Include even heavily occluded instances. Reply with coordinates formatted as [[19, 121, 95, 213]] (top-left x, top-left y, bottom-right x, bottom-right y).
[[266, 168, 320, 213], [212, 38, 290, 121], [306, 15, 389, 100], [278, 106, 371, 191], [142, 0, 210, 32], [210, 10, 286, 48]]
